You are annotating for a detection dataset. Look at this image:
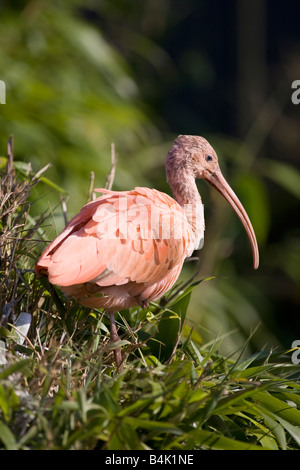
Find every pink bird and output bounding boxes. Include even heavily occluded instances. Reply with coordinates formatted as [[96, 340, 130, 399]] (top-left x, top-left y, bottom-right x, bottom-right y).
[[36, 135, 259, 369]]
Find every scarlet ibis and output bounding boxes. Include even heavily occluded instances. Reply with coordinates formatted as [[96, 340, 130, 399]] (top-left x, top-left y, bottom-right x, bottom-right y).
[[36, 135, 259, 369]]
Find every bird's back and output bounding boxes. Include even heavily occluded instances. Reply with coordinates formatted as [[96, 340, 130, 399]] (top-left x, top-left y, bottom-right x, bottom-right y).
[[36, 187, 197, 311]]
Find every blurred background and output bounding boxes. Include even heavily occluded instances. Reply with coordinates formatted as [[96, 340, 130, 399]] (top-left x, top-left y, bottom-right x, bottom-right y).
[[0, 0, 299, 355]]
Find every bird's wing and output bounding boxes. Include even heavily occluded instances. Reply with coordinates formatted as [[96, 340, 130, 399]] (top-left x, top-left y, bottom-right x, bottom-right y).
[[36, 188, 193, 288]]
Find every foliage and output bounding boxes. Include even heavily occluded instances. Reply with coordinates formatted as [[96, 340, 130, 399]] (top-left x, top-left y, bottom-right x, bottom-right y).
[[1, 337, 300, 450], [0, 0, 160, 216], [0, 147, 299, 451]]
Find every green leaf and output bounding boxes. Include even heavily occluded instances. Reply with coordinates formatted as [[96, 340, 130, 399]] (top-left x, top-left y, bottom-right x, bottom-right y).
[[117, 397, 156, 418], [123, 417, 182, 435], [186, 429, 267, 450], [254, 391, 300, 426], [260, 158, 300, 199], [253, 407, 287, 450], [0, 384, 19, 422], [0, 157, 66, 193], [0, 421, 18, 450], [149, 281, 201, 361], [0, 358, 33, 380], [37, 175, 67, 193], [211, 387, 264, 416], [256, 405, 300, 448]]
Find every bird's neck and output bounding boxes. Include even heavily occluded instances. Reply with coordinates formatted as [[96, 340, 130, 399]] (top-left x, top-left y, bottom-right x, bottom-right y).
[[168, 170, 200, 206], [167, 168, 205, 250]]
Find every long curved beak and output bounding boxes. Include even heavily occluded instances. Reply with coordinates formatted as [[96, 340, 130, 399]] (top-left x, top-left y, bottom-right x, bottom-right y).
[[203, 169, 259, 269]]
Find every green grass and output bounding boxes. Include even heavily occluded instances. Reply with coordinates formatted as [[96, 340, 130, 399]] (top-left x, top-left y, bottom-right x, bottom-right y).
[[0, 144, 299, 450]]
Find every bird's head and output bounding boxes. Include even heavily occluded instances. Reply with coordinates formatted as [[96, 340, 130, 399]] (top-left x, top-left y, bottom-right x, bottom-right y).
[[171, 134, 220, 177], [166, 135, 259, 269]]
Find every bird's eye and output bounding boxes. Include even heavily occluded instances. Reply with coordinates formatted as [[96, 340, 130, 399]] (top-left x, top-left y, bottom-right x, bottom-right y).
[[206, 155, 213, 162]]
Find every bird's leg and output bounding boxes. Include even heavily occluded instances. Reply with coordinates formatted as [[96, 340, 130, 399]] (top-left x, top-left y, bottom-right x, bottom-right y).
[[108, 312, 123, 370]]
